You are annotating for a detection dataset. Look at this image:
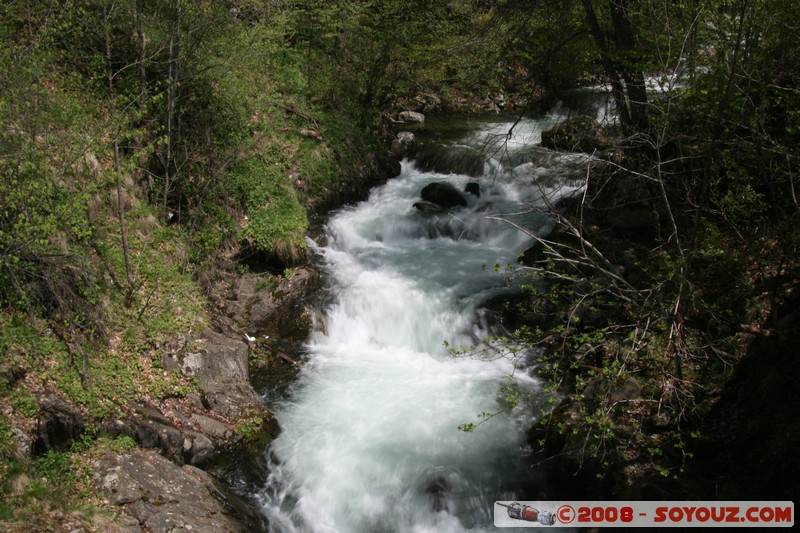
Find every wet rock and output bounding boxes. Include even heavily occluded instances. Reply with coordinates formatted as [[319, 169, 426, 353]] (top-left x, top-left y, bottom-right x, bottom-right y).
[[398, 110, 425, 123], [412, 144, 485, 177], [92, 450, 266, 532], [391, 131, 416, 156], [464, 181, 480, 197], [420, 182, 468, 209], [246, 267, 320, 343], [541, 115, 611, 153], [423, 476, 450, 512], [413, 200, 448, 214]]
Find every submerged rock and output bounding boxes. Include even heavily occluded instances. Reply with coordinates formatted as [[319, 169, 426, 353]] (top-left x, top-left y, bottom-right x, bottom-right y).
[[420, 182, 468, 209], [423, 476, 450, 512], [413, 200, 448, 214], [464, 181, 480, 197]]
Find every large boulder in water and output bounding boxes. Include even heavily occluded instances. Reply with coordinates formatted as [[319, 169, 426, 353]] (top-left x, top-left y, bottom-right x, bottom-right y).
[[464, 181, 480, 197], [413, 200, 448, 214], [420, 182, 468, 209], [398, 110, 425, 123], [541, 115, 611, 153], [391, 131, 416, 156], [412, 144, 485, 177]]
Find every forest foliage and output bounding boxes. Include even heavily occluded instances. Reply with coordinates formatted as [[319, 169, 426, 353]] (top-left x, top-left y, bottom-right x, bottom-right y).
[[479, 0, 799, 498]]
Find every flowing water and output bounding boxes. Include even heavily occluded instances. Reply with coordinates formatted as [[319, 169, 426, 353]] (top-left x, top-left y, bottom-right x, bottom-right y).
[[255, 94, 608, 532]]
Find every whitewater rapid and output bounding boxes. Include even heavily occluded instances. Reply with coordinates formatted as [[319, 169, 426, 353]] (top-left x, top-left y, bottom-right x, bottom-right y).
[[256, 110, 597, 532]]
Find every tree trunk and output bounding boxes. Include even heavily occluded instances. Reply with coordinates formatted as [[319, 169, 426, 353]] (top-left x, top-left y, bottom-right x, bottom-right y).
[[105, 5, 136, 306], [609, 0, 649, 132], [164, 0, 181, 214], [581, 0, 649, 134], [136, 0, 147, 103]]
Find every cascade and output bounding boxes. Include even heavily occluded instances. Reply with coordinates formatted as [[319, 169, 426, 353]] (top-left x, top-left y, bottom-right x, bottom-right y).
[[255, 93, 610, 532]]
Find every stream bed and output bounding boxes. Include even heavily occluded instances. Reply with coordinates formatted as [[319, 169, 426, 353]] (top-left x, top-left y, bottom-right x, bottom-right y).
[[252, 92, 609, 532]]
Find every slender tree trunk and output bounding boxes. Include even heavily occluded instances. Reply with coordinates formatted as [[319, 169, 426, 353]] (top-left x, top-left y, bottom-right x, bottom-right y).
[[134, 0, 153, 195], [114, 145, 136, 305], [581, 0, 649, 134], [360, 41, 393, 109], [164, 0, 181, 214], [609, 0, 649, 132], [136, 0, 147, 103], [581, 0, 631, 126], [105, 5, 136, 305], [687, 0, 700, 78]]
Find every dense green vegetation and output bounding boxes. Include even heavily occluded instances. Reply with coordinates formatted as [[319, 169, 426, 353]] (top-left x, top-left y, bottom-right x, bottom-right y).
[[0, 0, 798, 526], [476, 0, 799, 500]]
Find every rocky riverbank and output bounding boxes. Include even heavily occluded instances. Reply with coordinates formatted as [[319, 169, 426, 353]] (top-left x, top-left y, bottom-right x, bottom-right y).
[[0, 145, 400, 531], [101, 153, 401, 529]]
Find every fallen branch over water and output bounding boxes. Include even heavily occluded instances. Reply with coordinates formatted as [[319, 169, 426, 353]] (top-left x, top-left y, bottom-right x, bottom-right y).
[[277, 351, 303, 366]]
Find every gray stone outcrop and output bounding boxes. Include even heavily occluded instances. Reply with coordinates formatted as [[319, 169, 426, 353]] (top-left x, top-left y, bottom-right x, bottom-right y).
[[92, 449, 266, 532]]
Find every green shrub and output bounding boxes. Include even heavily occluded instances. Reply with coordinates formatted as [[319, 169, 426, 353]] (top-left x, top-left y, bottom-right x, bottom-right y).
[[9, 388, 39, 418], [34, 450, 90, 499], [236, 415, 264, 441], [230, 159, 308, 262], [297, 144, 336, 198]]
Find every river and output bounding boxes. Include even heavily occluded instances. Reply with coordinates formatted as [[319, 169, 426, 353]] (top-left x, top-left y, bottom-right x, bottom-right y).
[[254, 91, 609, 532]]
